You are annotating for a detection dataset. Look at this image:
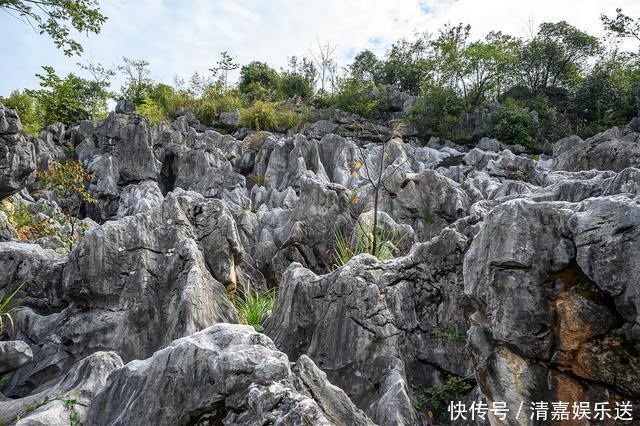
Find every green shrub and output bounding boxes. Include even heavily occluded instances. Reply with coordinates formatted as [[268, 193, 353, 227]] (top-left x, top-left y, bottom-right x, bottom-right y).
[[413, 376, 472, 420], [333, 78, 379, 117], [334, 222, 407, 267], [136, 95, 167, 125], [407, 85, 467, 142], [279, 72, 314, 101], [239, 61, 280, 101], [234, 287, 275, 332], [489, 98, 535, 150]]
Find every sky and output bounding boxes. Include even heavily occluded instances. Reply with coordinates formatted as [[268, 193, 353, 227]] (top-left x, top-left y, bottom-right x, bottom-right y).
[[1, 0, 639, 97]]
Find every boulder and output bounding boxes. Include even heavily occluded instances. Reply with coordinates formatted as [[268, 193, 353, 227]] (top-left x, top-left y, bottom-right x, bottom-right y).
[[218, 109, 241, 128], [268, 228, 475, 424], [0, 340, 32, 375], [0, 351, 123, 425], [86, 324, 372, 425], [464, 196, 640, 418]]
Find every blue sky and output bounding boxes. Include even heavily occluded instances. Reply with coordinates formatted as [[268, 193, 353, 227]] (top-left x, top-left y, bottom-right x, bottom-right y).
[[1, 0, 638, 97]]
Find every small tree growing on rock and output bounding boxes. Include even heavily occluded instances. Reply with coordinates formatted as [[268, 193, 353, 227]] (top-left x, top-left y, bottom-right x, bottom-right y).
[[333, 122, 409, 264], [37, 160, 95, 249]]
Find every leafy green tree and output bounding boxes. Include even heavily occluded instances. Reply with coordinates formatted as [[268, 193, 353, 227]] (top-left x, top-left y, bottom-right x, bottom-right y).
[[519, 21, 600, 92], [333, 78, 379, 117], [119, 57, 153, 106], [489, 98, 535, 150], [378, 35, 433, 94], [350, 50, 381, 83], [30, 66, 95, 126], [574, 53, 640, 132], [408, 85, 466, 140], [460, 31, 519, 108], [0, 0, 106, 55], [279, 56, 316, 100], [238, 61, 280, 100]]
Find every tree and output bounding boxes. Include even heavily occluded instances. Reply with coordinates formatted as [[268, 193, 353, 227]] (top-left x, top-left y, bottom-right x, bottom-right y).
[[310, 39, 338, 94], [0, 0, 106, 56], [37, 160, 95, 249], [377, 34, 433, 95], [601, 8, 640, 48], [279, 56, 316, 100], [238, 61, 280, 100], [30, 66, 95, 125], [77, 58, 115, 119], [519, 21, 600, 92], [460, 31, 519, 108], [119, 57, 153, 105], [0, 90, 42, 134], [350, 50, 380, 83], [209, 51, 239, 90]]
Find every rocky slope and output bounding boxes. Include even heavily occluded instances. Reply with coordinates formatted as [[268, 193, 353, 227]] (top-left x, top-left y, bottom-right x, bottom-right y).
[[0, 99, 639, 425]]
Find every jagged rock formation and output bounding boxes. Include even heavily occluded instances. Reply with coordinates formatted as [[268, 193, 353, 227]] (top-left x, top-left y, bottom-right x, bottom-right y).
[[87, 324, 372, 425], [0, 104, 36, 199], [1, 99, 640, 425]]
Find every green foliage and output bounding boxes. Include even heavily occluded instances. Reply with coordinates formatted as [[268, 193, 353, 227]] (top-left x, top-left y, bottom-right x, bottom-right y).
[[0, 201, 58, 241], [334, 222, 407, 267], [519, 21, 601, 92], [431, 325, 467, 342], [63, 398, 78, 426], [0, 282, 24, 338], [489, 98, 535, 150], [0, 90, 42, 135], [0, 0, 107, 56], [279, 72, 314, 101], [30, 66, 101, 126], [239, 61, 280, 100], [136, 95, 166, 125], [408, 85, 467, 141], [574, 54, 640, 135], [333, 78, 379, 117], [37, 160, 96, 249], [241, 100, 301, 131], [119, 57, 154, 106], [413, 376, 472, 419], [234, 287, 275, 333]]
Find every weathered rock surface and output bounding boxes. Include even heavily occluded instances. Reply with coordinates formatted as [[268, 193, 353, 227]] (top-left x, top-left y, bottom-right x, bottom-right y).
[[0, 351, 123, 425], [268, 228, 474, 424], [464, 196, 640, 424], [0, 340, 32, 375], [0, 104, 36, 200], [553, 124, 640, 172], [4, 192, 241, 396], [86, 324, 372, 425]]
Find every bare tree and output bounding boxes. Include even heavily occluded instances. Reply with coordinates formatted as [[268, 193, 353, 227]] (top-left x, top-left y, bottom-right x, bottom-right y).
[[355, 122, 408, 254], [309, 39, 338, 94], [209, 51, 239, 90]]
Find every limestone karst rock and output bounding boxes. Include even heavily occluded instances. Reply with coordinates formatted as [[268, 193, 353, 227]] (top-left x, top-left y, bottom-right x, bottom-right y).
[[1, 97, 640, 424], [0, 104, 36, 200], [86, 324, 373, 426]]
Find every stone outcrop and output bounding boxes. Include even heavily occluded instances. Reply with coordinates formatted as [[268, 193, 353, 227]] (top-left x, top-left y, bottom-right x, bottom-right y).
[[268, 228, 474, 424], [86, 324, 372, 425], [0, 104, 36, 200]]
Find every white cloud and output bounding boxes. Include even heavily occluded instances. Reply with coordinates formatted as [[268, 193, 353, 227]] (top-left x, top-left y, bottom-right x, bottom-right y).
[[1, 0, 639, 97]]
